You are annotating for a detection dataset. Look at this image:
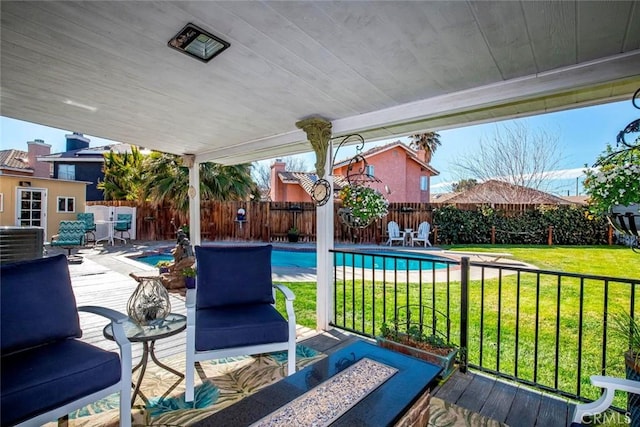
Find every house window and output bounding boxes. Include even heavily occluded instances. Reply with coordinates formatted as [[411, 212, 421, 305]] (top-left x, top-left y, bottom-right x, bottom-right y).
[[366, 165, 375, 177], [58, 164, 75, 180], [57, 196, 75, 213], [420, 176, 428, 191]]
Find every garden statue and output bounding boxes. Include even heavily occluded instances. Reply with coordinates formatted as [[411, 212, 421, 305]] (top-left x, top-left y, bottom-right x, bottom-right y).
[[159, 228, 195, 292]]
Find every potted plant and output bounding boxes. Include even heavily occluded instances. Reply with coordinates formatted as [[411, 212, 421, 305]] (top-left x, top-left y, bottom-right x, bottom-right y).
[[156, 260, 172, 274], [338, 184, 389, 228], [609, 311, 640, 419], [376, 313, 458, 378], [287, 226, 300, 243], [181, 266, 197, 289]]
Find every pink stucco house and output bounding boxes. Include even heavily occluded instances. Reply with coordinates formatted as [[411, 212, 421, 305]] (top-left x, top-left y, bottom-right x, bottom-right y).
[[269, 141, 439, 203]]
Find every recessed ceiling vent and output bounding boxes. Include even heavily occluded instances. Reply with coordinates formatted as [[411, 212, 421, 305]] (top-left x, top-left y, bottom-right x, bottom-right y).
[[168, 23, 230, 63]]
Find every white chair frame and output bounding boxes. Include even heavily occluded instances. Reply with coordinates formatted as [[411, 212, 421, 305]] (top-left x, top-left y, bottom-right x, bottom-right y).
[[15, 306, 132, 427], [411, 222, 432, 247], [572, 375, 640, 424], [386, 221, 406, 246], [185, 284, 297, 403]]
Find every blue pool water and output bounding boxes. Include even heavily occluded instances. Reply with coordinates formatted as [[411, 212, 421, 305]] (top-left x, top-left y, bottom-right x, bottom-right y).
[[134, 248, 449, 271]]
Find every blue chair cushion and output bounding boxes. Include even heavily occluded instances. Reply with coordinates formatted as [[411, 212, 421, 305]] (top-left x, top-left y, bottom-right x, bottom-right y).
[[195, 304, 288, 351], [1, 254, 81, 354], [195, 245, 275, 308], [0, 339, 121, 426]]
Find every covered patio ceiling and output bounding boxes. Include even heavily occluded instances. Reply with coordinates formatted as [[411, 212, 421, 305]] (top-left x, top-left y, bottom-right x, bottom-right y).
[[1, 1, 639, 165]]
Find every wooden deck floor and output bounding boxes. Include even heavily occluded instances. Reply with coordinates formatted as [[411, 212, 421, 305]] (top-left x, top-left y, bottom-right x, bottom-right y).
[[302, 329, 576, 427], [66, 246, 577, 427]]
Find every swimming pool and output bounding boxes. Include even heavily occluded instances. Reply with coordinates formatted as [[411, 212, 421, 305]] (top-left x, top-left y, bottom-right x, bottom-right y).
[[133, 248, 450, 271]]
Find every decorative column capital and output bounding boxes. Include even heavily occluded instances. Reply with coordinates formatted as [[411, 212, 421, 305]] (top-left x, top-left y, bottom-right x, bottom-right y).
[[182, 154, 196, 168], [296, 117, 332, 178]]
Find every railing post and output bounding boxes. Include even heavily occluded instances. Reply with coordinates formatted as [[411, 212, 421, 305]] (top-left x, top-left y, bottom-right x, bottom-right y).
[[460, 256, 470, 373], [608, 224, 614, 245]]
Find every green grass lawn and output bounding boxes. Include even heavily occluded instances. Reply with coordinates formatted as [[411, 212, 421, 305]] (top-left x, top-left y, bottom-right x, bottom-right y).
[[276, 244, 639, 404], [443, 244, 640, 279]]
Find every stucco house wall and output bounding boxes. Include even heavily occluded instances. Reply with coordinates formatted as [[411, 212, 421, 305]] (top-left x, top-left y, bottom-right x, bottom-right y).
[[0, 174, 88, 241], [270, 142, 438, 203], [333, 145, 434, 203]]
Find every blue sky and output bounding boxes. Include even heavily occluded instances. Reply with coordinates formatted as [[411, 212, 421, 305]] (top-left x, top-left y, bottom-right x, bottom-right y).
[[2, 99, 637, 195]]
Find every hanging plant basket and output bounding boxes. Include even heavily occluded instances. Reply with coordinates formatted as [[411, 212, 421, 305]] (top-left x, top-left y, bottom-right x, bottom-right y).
[[338, 207, 372, 229], [338, 184, 388, 229]]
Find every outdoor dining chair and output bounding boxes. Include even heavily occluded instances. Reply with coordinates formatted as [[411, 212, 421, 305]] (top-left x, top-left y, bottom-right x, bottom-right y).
[[185, 244, 297, 404], [77, 212, 97, 243], [114, 213, 132, 242]]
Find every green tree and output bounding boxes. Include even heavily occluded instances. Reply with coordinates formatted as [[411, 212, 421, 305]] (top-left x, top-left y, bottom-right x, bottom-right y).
[[97, 146, 144, 201], [143, 152, 257, 213], [452, 178, 478, 193], [409, 131, 441, 163]]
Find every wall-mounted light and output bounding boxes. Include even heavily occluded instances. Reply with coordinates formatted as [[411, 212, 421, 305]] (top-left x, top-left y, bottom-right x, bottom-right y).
[[168, 23, 230, 63]]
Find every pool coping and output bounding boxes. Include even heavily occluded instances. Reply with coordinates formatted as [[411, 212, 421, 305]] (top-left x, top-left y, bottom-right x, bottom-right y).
[[112, 241, 531, 284]]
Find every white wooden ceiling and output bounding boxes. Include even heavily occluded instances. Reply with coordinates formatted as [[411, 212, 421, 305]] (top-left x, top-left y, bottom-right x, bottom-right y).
[[1, 1, 639, 165]]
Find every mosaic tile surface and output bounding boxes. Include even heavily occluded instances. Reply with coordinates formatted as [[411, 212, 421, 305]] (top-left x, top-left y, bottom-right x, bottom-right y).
[[250, 358, 398, 427]]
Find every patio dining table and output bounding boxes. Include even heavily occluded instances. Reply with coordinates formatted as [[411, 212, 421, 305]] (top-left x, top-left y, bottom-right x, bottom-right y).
[[95, 219, 127, 246]]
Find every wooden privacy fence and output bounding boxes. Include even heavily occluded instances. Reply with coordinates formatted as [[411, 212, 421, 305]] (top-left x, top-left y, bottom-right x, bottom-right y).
[[87, 201, 435, 244], [88, 200, 605, 245]]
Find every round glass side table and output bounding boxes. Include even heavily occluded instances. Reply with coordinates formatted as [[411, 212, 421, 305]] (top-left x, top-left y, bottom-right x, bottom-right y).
[[103, 313, 187, 405]]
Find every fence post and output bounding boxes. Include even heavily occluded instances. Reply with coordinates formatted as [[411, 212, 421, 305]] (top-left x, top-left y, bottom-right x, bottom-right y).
[[459, 256, 470, 373], [547, 226, 554, 246], [491, 226, 496, 244]]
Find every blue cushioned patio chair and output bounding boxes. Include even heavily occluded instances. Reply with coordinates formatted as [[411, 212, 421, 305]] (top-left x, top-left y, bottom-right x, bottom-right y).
[[0, 254, 132, 427], [185, 245, 296, 403], [50, 220, 86, 258], [77, 212, 97, 243], [114, 213, 132, 242]]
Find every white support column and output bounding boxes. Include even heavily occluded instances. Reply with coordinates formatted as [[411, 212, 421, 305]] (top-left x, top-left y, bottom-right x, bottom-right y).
[[184, 154, 201, 247], [316, 144, 334, 331], [296, 117, 333, 332]]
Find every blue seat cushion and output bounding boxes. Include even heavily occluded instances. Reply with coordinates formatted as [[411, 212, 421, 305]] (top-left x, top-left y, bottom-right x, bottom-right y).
[[195, 304, 288, 352], [1, 254, 81, 354], [0, 339, 121, 426], [195, 245, 275, 308]]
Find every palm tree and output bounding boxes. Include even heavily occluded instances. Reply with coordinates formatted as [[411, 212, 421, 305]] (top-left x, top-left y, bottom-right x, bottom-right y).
[[409, 132, 441, 163], [142, 152, 257, 213], [98, 146, 144, 200]]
